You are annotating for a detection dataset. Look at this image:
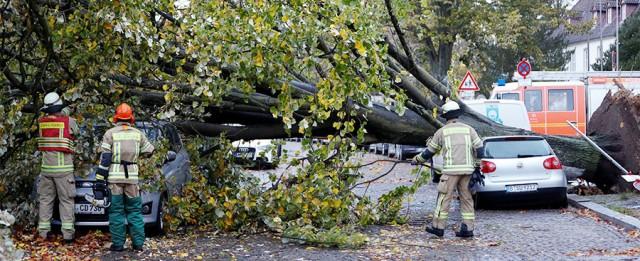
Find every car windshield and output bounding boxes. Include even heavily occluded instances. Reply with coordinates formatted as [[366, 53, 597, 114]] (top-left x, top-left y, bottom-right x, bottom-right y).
[[483, 139, 552, 159]]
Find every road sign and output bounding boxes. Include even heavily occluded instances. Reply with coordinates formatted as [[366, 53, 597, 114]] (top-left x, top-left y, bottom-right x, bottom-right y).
[[517, 59, 531, 79], [458, 71, 479, 92]]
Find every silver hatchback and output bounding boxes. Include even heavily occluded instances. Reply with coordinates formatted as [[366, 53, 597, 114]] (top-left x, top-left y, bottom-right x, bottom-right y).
[[475, 136, 568, 208]]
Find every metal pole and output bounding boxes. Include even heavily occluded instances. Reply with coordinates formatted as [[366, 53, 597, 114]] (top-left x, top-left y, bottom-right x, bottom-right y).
[[599, 0, 604, 71], [566, 120, 630, 174], [616, 0, 620, 71]]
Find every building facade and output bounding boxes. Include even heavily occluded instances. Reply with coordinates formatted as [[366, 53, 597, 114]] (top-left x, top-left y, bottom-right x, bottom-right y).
[[563, 0, 638, 71]]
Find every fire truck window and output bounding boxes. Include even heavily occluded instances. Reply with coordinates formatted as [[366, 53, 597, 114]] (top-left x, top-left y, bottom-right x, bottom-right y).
[[501, 93, 519, 101], [524, 90, 542, 112], [548, 89, 574, 111]]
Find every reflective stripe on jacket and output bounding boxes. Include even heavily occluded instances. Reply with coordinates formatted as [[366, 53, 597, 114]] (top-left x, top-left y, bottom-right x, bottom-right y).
[[426, 120, 482, 175], [100, 123, 154, 184]]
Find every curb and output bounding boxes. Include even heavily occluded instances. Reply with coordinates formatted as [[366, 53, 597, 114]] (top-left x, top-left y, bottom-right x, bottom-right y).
[[568, 194, 640, 231]]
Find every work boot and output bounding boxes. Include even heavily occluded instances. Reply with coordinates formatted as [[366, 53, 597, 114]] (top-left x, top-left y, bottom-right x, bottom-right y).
[[455, 224, 474, 238], [425, 226, 444, 237], [38, 231, 51, 241], [109, 245, 125, 252], [132, 245, 144, 252]]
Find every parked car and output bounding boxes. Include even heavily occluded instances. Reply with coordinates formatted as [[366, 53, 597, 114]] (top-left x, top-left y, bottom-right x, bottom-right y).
[[231, 139, 282, 169], [474, 136, 568, 208], [35, 121, 191, 235], [386, 144, 397, 158], [394, 145, 424, 160]]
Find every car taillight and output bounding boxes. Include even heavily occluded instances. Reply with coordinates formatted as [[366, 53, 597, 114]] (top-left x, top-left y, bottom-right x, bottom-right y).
[[543, 156, 562, 170], [481, 160, 496, 173]]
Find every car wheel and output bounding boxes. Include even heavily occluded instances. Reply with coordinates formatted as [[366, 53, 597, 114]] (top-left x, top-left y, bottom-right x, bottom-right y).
[[148, 196, 166, 237], [555, 193, 568, 209]]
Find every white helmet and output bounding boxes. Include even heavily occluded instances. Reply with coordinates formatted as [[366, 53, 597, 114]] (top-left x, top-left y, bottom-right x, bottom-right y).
[[43, 92, 62, 106], [442, 100, 460, 114]]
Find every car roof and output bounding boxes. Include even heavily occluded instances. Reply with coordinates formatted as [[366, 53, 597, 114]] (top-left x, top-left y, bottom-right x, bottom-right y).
[[483, 135, 545, 141]]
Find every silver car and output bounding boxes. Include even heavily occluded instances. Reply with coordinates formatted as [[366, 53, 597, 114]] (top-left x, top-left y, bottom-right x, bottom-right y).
[[475, 136, 568, 208]]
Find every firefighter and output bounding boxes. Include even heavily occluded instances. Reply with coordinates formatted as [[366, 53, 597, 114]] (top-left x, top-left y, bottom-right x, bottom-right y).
[[97, 103, 154, 251], [412, 100, 483, 238], [37, 92, 79, 244]]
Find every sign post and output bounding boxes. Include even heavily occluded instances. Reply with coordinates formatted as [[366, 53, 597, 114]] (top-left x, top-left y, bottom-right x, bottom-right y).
[[517, 58, 531, 79], [458, 71, 479, 100]]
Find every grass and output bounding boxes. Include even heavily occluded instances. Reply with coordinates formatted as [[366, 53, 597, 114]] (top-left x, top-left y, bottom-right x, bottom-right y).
[[607, 205, 640, 218], [619, 192, 636, 201]]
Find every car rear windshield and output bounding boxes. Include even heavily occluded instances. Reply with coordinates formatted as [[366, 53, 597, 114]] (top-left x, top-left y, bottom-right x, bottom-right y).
[[483, 138, 552, 159]]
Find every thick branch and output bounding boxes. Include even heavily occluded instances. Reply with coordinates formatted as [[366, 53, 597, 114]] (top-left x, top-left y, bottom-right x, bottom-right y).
[[385, 38, 450, 99]]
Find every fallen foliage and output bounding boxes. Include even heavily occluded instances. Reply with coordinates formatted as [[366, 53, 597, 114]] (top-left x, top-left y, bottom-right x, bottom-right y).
[[13, 229, 108, 260]]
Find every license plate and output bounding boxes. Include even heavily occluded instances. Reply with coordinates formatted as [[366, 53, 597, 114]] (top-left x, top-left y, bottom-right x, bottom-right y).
[[506, 184, 538, 193], [74, 204, 105, 214], [233, 152, 254, 159]]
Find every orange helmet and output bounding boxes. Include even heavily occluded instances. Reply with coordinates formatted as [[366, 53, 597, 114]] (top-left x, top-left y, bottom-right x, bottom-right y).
[[113, 103, 135, 123]]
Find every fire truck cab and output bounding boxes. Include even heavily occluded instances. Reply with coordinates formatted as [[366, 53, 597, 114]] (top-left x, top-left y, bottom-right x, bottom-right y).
[[491, 81, 586, 136]]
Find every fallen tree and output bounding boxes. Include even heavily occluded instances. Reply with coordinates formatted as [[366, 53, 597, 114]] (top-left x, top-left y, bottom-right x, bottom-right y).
[[0, 0, 623, 191]]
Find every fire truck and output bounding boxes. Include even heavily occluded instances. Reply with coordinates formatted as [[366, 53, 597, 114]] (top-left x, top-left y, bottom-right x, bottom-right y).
[[491, 71, 640, 136]]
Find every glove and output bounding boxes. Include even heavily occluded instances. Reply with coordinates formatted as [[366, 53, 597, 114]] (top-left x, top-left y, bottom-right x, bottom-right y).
[[468, 167, 485, 190], [411, 155, 420, 165]]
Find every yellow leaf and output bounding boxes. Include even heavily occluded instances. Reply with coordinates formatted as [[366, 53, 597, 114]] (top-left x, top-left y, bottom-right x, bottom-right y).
[[48, 16, 55, 28], [355, 40, 366, 57], [162, 84, 169, 91], [331, 188, 339, 194], [254, 50, 264, 67], [311, 198, 321, 206], [118, 64, 127, 73], [339, 28, 348, 40]]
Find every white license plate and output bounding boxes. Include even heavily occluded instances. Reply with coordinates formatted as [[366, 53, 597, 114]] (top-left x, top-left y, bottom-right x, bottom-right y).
[[233, 152, 254, 159], [74, 204, 105, 214], [506, 184, 538, 193]]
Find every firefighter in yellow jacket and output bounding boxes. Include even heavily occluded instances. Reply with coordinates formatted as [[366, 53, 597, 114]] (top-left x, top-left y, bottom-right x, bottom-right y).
[[97, 103, 154, 251], [412, 100, 483, 238], [37, 92, 78, 244]]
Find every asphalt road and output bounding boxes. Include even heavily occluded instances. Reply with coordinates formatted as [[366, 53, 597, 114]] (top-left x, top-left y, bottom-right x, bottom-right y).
[[104, 142, 640, 260]]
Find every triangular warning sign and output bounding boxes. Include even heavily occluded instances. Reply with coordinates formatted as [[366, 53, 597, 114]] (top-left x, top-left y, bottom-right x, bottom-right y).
[[458, 71, 479, 91]]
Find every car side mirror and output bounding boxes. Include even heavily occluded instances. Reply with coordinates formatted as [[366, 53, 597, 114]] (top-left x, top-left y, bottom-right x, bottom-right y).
[[166, 151, 177, 162]]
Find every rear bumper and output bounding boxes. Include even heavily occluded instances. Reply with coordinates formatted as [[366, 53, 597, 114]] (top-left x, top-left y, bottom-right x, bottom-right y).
[[476, 187, 567, 206]]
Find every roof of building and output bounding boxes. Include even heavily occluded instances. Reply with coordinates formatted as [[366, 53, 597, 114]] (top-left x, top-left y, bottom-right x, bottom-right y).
[[559, 0, 639, 45]]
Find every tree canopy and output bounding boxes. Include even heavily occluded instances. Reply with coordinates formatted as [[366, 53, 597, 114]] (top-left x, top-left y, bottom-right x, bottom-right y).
[[1, 0, 611, 246]]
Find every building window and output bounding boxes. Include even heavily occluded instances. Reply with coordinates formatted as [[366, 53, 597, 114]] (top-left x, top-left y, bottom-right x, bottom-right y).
[[524, 90, 543, 112], [598, 45, 603, 60], [608, 8, 613, 24], [548, 89, 575, 112], [570, 51, 576, 71], [583, 48, 589, 71]]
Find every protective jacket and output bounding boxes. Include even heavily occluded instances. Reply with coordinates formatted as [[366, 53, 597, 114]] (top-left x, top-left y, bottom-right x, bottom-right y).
[[416, 120, 482, 175], [37, 114, 78, 175], [99, 123, 154, 184], [37, 115, 75, 153]]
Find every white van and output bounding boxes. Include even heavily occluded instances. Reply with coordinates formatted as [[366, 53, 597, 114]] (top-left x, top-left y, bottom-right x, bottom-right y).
[[430, 99, 531, 176], [463, 99, 531, 130]]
